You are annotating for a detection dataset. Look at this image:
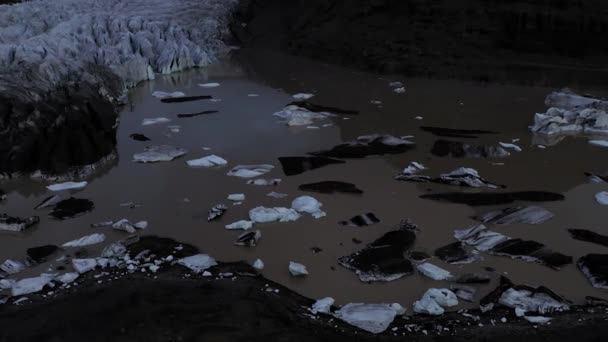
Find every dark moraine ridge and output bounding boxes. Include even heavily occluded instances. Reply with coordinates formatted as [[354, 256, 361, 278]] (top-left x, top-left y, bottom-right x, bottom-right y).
[[231, 0, 608, 84]]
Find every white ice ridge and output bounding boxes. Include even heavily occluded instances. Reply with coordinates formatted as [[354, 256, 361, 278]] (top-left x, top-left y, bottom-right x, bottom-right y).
[[0, 0, 239, 96]]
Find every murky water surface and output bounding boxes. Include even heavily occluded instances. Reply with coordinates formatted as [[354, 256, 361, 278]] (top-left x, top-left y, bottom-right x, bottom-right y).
[[2, 52, 607, 307]]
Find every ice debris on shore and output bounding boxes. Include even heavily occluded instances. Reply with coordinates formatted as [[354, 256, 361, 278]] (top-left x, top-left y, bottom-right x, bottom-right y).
[[288, 262, 309, 276], [530, 89, 608, 137], [227, 165, 274, 178], [334, 303, 405, 334], [11, 274, 57, 297], [577, 254, 608, 289], [177, 254, 218, 273], [133, 146, 187, 163], [0, 214, 40, 232], [46, 181, 88, 192], [310, 297, 334, 314], [413, 288, 459, 316], [62, 233, 106, 247], [1, 259, 26, 276], [252, 259, 264, 271], [186, 155, 227, 167]]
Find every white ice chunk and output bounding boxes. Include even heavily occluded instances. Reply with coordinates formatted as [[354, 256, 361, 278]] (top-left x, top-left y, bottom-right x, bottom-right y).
[[0, 279, 15, 290], [198, 82, 220, 88], [413, 288, 459, 316], [225, 220, 254, 230], [57, 272, 79, 284], [133, 145, 186, 163], [499, 142, 523, 152], [595, 192, 608, 205], [227, 194, 245, 201], [499, 288, 570, 314], [292, 93, 314, 100], [177, 254, 218, 273], [311, 297, 335, 314], [142, 118, 171, 126], [72, 259, 97, 274], [402, 161, 426, 175], [46, 181, 88, 191], [11, 274, 56, 296], [111, 219, 147, 233], [62, 233, 106, 247], [416, 263, 453, 280], [288, 261, 309, 276], [273, 105, 331, 126], [524, 316, 552, 324], [249, 207, 301, 223], [393, 87, 406, 94], [291, 196, 326, 219], [252, 259, 264, 271], [186, 155, 227, 167], [0, 259, 26, 275], [267, 191, 288, 199], [334, 303, 405, 334], [152, 91, 185, 99], [227, 165, 274, 178], [589, 140, 608, 147]]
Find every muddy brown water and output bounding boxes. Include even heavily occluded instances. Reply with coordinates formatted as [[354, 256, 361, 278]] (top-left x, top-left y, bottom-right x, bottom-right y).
[[1, 51, 608, 310]]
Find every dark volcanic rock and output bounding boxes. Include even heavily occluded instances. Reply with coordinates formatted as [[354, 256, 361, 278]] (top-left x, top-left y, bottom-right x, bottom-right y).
[[338, 221, 417, 282], [408, 251, 431, 262], [27, 245, 60, 263], [431, 140, 510, 159], [477, 206, 554, 225], [578, 254, 608, 289], [207, 204, 228, 222], [339, 213, 380, 227], [568, 229, 608, 248], [159, 95, 212, 103], [298, 181, 363, 195], [396, 168, 503, 189], [455, 273, 492, 284], [310, 135, 414, 159], [278, 156, 345, 176], [129, 133, 151, 142], [234, 230, 262, 247], [177, 110, 219, 118], [420, 191, 565, 206], [287, 101, 359, 115], [49, 198, 94, 220], [434, 242, 471, 264], [420, 126, 497, 139]]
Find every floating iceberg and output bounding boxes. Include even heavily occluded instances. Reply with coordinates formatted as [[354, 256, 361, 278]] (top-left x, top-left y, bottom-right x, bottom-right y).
[[288, 261, 309, 276], [416, 263, 453, 281], [413, 288, 459, 316], [310, 297, 335, 314], [46, 181, 88, 191], [291, 196, 326, 219], [225, 220, 254, 230], [334, 303, 405, 334], [227, 165, 274, 178], [249, 207, 300, 223], [142, 118, 171, 126], [186, 155, 227, 167], [177, 254, 218, 273], [133, 145, 187, 163], [11, 274, 57, 297]]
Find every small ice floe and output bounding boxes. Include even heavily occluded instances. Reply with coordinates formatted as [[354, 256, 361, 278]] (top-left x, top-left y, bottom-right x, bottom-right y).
[[590, 140, 608, 147], [167, 125, 181, 133], [288, 261, 309, 276], [414, 116, 423, 120], [111, 219, 148, 233], [57, 272, 79, 284], [133, 145, 187, 163], [413, 288, 459, 316], [568, 229, 608, 248], [11, 274, 56, 296], [247, 178, 282, 186], [310, 134, 415, 159], [416, 263, 452, 280], [395, 167, 503, 189], [186, 155, 227, 167], [578, 254, 608, 289], [477, 206, 554, 225], [227, 165, 274, 178], [62, 233, 106, 247], [267, 191, 288, 199], [0, 214, 40, 232], [595, 191, 608, 205], [310, 297, 335, 314], [298, 181, 363, 195], [198, 82, 220, 88], [420, 126, 497, 139], [252, 259, 264, 271], [177, 254, 218, 273], [34, 195, 61, 210], [530, 89, 608, 138], [1, 259, 26, 275], [130, 133, 150, 142], [524, 316, 552, 324], [72, 259, 97, 274], [291, 196, 326, 219], [49, 198, 94, 220], [249, 207, 300, 223], [152, 91, 185, 99], [339, 213, 380, 227], [234, 230, 261, 247], [499, 286, 570, 315], [226, 220, 254, 230], [432, 140, 510, 159], [402, 162, 426, 175], [208, 204, 228, 221], [499, 142, 523, 152], [338, 221, 417, 282], [292, 93, 314, 100], [227, 194, 245, 202], [278, 156, 345, 176], [247, 94, 259, 97], [142, 117, 171, 126], [273, 104, 332, 126], [454, 224, 572, 269], [393, 87, 406, 94], [46, 181, 87, 192], [334, 303, 405, 334]]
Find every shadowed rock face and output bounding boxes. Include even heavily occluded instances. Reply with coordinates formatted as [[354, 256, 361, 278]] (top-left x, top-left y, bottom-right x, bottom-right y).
[[0, 65, 121, 175]]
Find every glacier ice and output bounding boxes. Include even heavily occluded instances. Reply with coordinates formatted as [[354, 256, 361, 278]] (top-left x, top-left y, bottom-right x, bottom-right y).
[[62, 233, 106, 247], [334, 303, 405, 334]]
